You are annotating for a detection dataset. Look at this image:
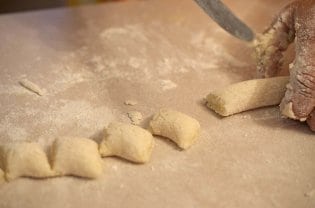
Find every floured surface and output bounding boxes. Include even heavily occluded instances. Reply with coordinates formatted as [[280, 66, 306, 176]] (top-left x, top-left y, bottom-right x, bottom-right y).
[[0, 0, 314, 207]]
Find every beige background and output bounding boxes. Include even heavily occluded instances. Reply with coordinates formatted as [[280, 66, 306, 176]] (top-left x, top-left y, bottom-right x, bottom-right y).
[[0, 0, 314, 207]]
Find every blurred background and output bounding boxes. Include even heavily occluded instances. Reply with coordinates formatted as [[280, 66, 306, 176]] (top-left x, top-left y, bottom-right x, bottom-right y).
[[0, 0, 129, 14]]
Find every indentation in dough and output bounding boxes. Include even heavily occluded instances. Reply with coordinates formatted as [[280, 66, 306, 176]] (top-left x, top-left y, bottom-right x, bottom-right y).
[[206, 76, 289, 116], [149, 109, 200, 150], [19, 79, 45, 96], [51, 137, 102, 178], [99, 122, 154, 163], [0, 142, 54, 181]]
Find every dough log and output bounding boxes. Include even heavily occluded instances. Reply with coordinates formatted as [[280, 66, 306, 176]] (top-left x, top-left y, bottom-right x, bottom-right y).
[[51, 137, 103, 179], [206, 76, 289, 116], [99, 122, 154, 163], [149, 109, 200, 150], [0, 142, 54, 181]]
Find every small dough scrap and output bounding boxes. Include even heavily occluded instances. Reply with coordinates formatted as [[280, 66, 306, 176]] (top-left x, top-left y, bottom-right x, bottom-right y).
[[99, 122, 154, 163], [149, 109, 200, 150], [51, 137, 102, 178], [19, 79, 45, 96], [206, 76, 289, 116], [0, 142, 54, 181], [124, 100, 138, 106], [127, 111, 143, 125]]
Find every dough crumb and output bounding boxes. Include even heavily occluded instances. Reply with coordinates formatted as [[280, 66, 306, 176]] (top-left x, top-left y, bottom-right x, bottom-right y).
[[124, 100, 138, 106], [304, 189, 315, 197], [19, 79, 45, 96], [160, 79, 177, 90], [127, 111, 143, 125]]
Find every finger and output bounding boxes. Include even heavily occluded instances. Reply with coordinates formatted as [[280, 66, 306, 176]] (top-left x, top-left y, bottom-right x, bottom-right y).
[[307, 110, 315, 131]]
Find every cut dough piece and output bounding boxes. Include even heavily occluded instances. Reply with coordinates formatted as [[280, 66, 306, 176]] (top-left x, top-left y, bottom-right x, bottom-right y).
[[0, 142, 54, 181], [206, 76, 289, 116], [19, 79, 45, 96], [51, 137, 102, 178], [149, 109, 200, 150], [99, 122, 154, 163]]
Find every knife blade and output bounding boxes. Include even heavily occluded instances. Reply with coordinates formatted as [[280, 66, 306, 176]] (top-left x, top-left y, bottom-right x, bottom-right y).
[[194, 0, 254, 41]]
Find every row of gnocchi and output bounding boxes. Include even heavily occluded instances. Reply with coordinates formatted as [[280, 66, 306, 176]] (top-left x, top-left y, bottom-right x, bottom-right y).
[[0, 109, 200, 182]]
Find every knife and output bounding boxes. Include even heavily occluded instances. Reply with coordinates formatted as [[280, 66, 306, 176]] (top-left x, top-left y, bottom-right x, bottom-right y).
[[194, 0, 254, 41]]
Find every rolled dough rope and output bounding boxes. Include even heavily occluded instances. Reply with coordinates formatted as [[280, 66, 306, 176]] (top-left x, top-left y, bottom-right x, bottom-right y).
[[0, 142, 55, 181], [99, 122, 154, 163], [206, 76, 289, 116], [51, 137, 102, 178], [149, 109, 200, 150], [19, 79, 45, 96]]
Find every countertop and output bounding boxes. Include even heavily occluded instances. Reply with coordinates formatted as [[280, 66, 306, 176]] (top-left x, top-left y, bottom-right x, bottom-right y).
[[0, 0, 314, 207]]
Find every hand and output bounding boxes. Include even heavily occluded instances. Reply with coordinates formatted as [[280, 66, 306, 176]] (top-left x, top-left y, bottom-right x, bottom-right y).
[[254, 0, 315, 131]]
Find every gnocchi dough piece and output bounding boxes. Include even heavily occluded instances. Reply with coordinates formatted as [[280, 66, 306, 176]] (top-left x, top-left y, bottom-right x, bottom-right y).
[[51, 137, 102, 178], [206, 76, 289, 116], [99, 122, 154, 163], [149, 109, 200, 150], [0, 142, 54, 181]]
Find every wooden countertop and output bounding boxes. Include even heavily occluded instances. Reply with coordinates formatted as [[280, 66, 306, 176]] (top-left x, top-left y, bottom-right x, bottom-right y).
[[0, 0, 314, 207]]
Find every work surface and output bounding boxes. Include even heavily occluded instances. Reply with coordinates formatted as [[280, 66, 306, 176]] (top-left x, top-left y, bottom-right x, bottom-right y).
[[0, 0, 314, 207]]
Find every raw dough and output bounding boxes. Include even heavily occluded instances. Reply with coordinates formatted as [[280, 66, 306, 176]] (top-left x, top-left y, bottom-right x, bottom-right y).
[[206, 76, 289, 116], [127, 111, 143, 125], [0, 142, 54, 181], [19, 79, 45, 96], [124, 100, 138, 106], [99, 122, 154, 163], [51, 137, 103, 178], [149, 109, 200, 150]]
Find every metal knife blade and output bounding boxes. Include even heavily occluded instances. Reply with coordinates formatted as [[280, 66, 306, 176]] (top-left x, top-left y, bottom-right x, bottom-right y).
[[194, 0, 254, 41]]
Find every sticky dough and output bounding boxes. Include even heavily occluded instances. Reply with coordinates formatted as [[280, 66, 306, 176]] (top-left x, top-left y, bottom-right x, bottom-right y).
[[51, 137, 102, 178], [206, 76, 289, 116], [149, 109, 200, 150], [99, 122, 154, 163], [0, 142, 54, 181]]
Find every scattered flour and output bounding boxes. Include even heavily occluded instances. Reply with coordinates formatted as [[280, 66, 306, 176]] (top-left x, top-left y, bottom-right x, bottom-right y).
[[1, 125, 29, 142]]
